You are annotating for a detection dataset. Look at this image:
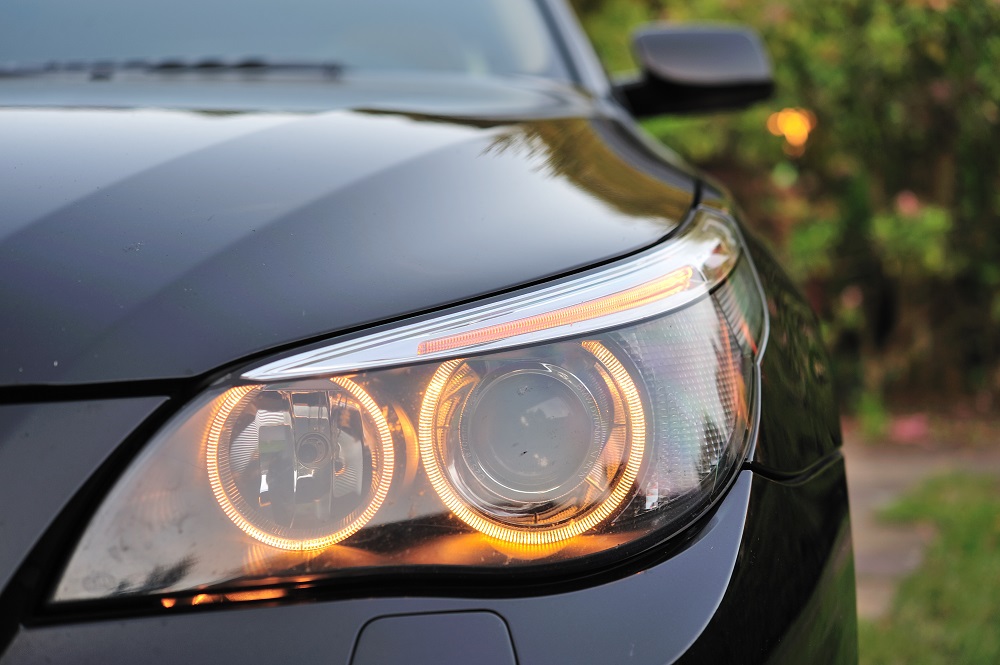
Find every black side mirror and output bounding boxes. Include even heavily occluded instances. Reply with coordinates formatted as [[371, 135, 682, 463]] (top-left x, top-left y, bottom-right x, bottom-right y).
[[615, 25, 774, 116]]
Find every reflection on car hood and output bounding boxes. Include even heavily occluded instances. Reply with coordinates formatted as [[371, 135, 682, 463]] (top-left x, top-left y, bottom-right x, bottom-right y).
[[0, 104, 695, 386]]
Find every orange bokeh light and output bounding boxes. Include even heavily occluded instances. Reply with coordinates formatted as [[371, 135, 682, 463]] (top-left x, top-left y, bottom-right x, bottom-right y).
[[767, 108, 817, 150]]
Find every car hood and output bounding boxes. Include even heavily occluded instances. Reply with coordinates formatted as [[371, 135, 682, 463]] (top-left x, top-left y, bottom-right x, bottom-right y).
[[0, 98, 696, 386]]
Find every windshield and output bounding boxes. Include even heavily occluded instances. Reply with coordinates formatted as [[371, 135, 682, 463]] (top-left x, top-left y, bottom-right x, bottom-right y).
[[0, 0, 567, 79]]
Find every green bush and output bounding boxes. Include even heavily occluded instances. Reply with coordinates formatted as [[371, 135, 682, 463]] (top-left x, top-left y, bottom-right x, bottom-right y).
[[572, 0, 1000, 411]]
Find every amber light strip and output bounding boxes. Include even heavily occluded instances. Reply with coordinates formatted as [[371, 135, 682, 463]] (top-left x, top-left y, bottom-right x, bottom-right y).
[[417, 342, 646, 546], [206, 379, 395, 551], [417, 266, 695, 356]]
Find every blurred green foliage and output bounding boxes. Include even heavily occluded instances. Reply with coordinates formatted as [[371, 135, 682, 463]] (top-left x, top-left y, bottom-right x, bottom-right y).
[[571, 0, 1000, 417], [859, 473, 1000, 663]]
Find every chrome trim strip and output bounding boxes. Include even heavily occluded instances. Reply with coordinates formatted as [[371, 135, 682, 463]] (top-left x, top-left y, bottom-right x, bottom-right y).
[[244, 208, 741, 380]]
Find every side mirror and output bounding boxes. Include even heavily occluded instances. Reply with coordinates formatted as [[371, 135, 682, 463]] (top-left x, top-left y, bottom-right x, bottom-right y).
[[615, 25, 774, 116]]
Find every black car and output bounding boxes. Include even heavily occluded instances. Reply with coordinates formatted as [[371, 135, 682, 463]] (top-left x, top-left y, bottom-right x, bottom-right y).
[[0, 1, 856, 663]]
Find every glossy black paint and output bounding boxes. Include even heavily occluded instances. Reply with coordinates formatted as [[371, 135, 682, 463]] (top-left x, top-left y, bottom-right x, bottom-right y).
[[748, 234, 844, 473], [0, 92, 695, 387], [351, 612, 517, 665], [676, 459, 857, 664], [0, 397, 167, 593]]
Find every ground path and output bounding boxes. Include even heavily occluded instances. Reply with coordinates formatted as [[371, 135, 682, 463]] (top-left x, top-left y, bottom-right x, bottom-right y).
[[844, 432, 1000, 619]]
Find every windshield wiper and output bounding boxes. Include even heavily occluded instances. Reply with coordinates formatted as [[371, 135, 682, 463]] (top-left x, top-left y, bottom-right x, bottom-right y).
[[0, 57, 343, 80]]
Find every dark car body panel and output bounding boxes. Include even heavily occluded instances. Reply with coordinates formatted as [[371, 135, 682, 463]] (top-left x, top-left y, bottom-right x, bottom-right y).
[[0, 397, 167, 593], [744, 232, 843, 473], [676, 459, 856, 664], [0, 1, 856, 661], [0, 88, 695, 387]]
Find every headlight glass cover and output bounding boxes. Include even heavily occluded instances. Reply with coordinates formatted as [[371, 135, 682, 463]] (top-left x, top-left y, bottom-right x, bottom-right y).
[[54, 208, 766, 605]]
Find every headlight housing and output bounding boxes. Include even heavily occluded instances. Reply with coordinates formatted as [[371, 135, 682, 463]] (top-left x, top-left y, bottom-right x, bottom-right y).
[[53, 208, 766, 605]]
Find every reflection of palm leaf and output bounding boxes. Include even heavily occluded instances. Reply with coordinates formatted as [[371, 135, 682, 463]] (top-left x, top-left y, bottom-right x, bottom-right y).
[[360, 110, 691, 224], [485, 118, 690, 223]]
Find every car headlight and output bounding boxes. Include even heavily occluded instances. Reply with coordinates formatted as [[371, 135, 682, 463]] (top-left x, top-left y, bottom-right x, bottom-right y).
[[53, 207, 766, 606]]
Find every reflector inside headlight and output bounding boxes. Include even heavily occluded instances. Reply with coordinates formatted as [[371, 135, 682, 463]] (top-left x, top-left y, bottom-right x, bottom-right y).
[[54, 208, 766, 604]]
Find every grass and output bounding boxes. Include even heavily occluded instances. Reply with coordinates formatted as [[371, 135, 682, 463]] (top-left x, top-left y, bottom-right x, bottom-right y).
[[859, 473, 1000, 664]]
